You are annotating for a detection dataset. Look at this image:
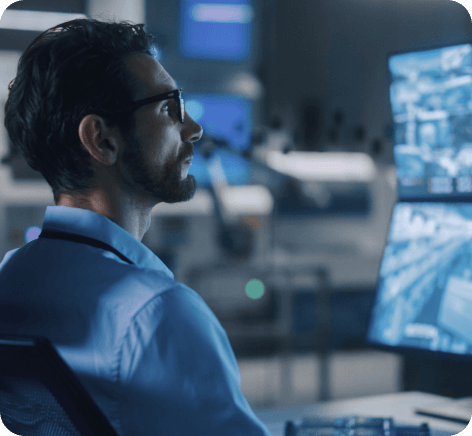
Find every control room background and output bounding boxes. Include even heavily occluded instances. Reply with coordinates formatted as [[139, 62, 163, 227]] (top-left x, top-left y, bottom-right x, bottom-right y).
[[0, 0, 471, 410]]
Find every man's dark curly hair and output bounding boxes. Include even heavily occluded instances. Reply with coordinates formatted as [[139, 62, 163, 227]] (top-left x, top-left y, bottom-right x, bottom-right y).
[[4, 18, 156, 204]]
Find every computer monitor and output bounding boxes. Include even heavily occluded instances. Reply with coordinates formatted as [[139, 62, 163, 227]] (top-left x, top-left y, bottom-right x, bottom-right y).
[[185, 92, 253, 187], [179, 0, 253, 61], [367, 42, 472, 362], [367, 201, 472, 362], [389, 42, 472, 201]]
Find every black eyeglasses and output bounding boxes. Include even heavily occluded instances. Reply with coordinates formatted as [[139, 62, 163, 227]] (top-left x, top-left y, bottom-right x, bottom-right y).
[[109, 88, 185, 123]]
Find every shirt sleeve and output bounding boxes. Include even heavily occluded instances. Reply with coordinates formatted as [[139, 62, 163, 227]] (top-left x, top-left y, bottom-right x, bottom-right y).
[[118, 284, 274, 436]]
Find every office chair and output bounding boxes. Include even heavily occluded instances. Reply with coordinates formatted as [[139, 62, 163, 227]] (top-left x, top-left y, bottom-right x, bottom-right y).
[[0, 334, 118, 436]]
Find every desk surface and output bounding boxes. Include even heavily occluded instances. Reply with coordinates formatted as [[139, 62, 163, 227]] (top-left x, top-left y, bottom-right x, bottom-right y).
[[254, 392, 470, 436]]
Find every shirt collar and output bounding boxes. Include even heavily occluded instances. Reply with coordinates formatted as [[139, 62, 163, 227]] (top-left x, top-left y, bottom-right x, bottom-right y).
[[41, 206, 174, 278]]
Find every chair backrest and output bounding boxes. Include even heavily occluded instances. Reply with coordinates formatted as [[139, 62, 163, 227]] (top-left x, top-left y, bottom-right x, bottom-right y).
[[0, 334, 118, 436]]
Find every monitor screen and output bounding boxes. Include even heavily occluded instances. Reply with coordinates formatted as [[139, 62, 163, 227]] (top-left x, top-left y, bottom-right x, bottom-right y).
[[185, 92, 253, 187], [389, 43, 472, 200], [179, 0, 253, 61], [367, 202, 472, 358]]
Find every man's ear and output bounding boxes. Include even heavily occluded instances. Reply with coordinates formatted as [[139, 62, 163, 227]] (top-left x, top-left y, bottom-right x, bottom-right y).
[[78, 114, 118, 165]]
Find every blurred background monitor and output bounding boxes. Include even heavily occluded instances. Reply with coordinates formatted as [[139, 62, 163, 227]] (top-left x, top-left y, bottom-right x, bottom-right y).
[[367, 201, 472, 362], [179, 0, 253, 61], [389, 42, 472, 201], [185, 92, 253, 187]]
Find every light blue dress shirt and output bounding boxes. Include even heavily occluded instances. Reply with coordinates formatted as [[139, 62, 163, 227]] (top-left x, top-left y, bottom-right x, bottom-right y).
[[0, 205, 273, 436]]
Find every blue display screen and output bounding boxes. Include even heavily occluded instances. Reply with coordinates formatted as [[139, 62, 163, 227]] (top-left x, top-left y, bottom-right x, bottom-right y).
[[186, 92, 252, 153], [389, 43, 472, 200], [179, 0, 253, 61], [185, 92, 252, 187], [367, 202, 472, 357]]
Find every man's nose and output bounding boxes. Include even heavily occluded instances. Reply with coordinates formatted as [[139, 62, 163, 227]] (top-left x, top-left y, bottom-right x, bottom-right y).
[[183, 112, 203, 143]]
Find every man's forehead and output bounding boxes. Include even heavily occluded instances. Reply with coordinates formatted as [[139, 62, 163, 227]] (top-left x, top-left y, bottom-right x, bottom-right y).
[[154, 62, 177, 89], [125, 53, 178, 97]]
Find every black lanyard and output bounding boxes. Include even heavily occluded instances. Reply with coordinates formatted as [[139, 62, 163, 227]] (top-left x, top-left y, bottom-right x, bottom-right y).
[[38, 230, 134, 265]]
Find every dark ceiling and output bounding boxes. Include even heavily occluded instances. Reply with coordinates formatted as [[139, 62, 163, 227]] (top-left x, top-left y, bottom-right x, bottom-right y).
[[8, 0, 84, 13], [0, 0, 85, 51]]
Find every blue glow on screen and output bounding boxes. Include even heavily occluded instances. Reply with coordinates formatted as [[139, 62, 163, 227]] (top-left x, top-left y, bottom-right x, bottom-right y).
[[180, 0, 253, 61], [186, 92, 252, 152], [189, 148, 251, 186], [368, 202, 472, 356], [388, 43, 472, 200], [185, 92, 252, 187]]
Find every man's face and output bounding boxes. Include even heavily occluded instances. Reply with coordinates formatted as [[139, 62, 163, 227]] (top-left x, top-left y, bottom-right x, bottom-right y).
[[118, 53, 203, 205]]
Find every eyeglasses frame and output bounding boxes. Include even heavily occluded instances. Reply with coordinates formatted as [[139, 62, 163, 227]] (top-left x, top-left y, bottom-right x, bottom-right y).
[[107, 88, 185, 123]]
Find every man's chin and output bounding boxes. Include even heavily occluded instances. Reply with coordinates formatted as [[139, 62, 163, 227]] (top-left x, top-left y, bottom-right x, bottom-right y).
[[164, 175, 197, 204]]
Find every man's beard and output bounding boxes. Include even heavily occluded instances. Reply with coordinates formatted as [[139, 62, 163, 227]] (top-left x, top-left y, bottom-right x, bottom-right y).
[[120, 132, 197, 204]]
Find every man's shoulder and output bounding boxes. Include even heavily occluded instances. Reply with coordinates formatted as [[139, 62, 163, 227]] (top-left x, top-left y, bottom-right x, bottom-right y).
[[126, 274, 220, 331], [0, 248, 20, 271], [131, 274, 210, 316]]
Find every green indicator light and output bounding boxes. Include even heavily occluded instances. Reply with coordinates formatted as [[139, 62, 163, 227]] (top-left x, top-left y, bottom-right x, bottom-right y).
[[245, 279, 264, 300]]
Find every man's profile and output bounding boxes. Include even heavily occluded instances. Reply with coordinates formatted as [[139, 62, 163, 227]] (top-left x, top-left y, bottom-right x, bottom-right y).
[[6, 19, 201, 242], [0, 18, 273, 435]]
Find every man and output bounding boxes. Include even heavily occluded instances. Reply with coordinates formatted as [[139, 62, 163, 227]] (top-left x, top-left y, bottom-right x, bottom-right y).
[[0, 18, 273, 436]]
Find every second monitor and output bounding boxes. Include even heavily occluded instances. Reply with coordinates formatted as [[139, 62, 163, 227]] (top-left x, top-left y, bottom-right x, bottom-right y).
[[367, 201, 472, 360]]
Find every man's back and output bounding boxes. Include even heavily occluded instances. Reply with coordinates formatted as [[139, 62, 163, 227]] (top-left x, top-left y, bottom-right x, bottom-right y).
[[0, 205, 273, 436]]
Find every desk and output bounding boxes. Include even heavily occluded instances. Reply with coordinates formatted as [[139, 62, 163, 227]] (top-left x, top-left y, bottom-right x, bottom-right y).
[[254, 392, 469, 436]]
